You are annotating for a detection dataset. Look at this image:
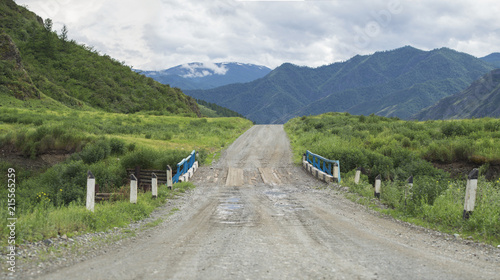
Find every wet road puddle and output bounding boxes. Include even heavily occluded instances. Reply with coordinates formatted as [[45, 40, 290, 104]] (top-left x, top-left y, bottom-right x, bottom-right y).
[[264, 189, 304, 212], [220, 197, 243, 211], [213, 195, 246, 225]]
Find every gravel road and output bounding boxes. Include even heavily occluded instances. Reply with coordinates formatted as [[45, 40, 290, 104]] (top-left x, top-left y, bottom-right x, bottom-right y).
[[28, 125, 500, 279]]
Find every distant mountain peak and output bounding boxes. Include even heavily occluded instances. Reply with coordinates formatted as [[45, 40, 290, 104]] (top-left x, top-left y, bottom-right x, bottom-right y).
[[179, 62, 229, 78], [480, 53, 500, 68], [137, 62, 272, 90]]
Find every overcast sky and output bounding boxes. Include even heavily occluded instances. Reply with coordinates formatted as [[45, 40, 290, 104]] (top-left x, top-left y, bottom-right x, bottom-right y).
[[14, 0, 500, 70]]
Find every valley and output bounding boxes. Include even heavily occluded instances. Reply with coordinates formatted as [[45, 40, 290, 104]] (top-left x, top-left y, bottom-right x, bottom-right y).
[[1, 1, 500, 278], [14, 126, 500, 280]]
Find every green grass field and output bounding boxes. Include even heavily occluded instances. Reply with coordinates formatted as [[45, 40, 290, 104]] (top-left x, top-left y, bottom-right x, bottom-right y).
[[285, 113, 500, 245], [0, 106, 252, 245]]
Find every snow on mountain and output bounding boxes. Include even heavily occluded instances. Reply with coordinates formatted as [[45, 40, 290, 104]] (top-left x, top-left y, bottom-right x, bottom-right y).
[[136, 62, 272, 90]]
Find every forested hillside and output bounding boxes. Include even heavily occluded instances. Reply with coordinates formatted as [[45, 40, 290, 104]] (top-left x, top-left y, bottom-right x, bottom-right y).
[[187, 46, 494, 124], [0, 0, 200, 116], [481, 53, 500, 68], [414, 69, 500, 120], [197, 99, 246, 118]]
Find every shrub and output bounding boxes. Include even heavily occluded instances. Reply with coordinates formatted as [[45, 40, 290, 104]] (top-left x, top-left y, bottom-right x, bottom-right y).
[[316, 146, 367, 173], [421, 186, 463, 227], [381, 181, 404, 209], [79, 139, 111, 164], [451, 140, 474, 162], [424, 142, 453, 163], [366, 152, 394, 181], [314, 122, 324, 130], [154, 150, 191, 170], [484, 120, 500, 132], [441, 122, 466, 137], [402, 137, 411, 148], [120, 148, 157, 169], [109, 138, 125, 155], [89, 160, 126, 192], [407, 176, 449, 211], [126, 143, 136, 152]]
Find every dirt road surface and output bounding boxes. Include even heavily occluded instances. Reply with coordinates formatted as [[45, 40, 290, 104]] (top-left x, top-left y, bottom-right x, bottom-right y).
[[33, 125, 500, 279]]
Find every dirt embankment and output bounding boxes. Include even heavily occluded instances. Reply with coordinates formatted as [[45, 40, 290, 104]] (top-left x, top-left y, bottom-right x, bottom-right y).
[[1, 145, 70, 172]]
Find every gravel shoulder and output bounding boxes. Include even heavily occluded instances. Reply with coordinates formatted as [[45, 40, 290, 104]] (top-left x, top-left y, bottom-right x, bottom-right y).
[[10, 125, 500, 279]]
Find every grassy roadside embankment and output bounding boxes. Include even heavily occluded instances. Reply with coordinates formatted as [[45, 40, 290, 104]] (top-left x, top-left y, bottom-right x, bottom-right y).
[[0, 106, 253, 245], [285, 112, 500, 245]]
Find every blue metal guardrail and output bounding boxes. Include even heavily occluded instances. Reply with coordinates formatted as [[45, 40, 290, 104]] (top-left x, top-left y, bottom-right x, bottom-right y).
[[305, 150, 341, 183], [173, 150, 196, 184]]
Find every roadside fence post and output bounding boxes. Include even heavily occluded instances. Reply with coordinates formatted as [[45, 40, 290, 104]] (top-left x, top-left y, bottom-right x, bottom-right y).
[[354, 167, 361, 184], [405, 175, 413, 206], [152, 173, 158, 199], [130, 174, 138, 204], [167, 165, 173, 190], [374, 174, 381, 199], [463, 168, 479, 220], [333, 163, 339, 183], [86, 171, 95, 212]]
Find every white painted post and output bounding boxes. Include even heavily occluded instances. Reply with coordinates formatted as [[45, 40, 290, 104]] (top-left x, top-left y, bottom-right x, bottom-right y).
[[354, 167, 361, 184], [130, 174, 137, 204], [152, 173, 158, 199], [405, 175, 413, 206], [374, 174, 381, 199], [166, 165, 173, 190], [86, 171, 95, 212], [333, 163, 339, 183], [463, 169, 479, 220]]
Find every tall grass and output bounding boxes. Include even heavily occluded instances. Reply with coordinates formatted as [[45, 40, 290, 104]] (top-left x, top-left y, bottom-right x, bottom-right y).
[[285, 112, 500, 245], [0, 107, 252, 244], [0, 182, 196, 243]]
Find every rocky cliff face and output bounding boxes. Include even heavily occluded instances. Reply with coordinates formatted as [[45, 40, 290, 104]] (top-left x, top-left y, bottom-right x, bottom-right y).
[[0, 32, 40, 99], [414, 69, 500, 120], [0, 32, 22, 68]]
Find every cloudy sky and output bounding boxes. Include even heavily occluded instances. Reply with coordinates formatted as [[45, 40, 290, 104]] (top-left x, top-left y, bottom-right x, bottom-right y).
[[14, 0, 500, 70]]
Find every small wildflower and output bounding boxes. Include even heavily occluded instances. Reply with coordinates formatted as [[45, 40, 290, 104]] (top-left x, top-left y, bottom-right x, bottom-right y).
[[60, 189, 63, 192]]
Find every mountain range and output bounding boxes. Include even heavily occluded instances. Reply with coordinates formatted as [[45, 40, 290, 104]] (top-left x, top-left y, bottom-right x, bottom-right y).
[[3, 0, 499, 125], [414, 69, 500, 120], [186, 46, 495, 124], [480, 53, 500, 68], [137, 62, 272, 90]]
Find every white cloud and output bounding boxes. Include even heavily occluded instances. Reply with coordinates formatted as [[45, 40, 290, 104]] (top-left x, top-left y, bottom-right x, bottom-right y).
[[180, 62, 229, 78], [14, 0, 500, 70]]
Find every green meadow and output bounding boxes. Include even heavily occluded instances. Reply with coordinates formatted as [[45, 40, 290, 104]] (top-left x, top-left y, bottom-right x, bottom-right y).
[[285, 113, 500, 245], [0, 106, 252, 244]]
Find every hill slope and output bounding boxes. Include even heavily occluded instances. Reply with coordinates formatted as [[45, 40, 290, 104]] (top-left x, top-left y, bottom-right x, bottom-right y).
[[0, 0, 199, 116], [186, 47, 494, 124], [480, 53, 500, 68], [413, 69, 500, 120], [137, 62, 272, 90]]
